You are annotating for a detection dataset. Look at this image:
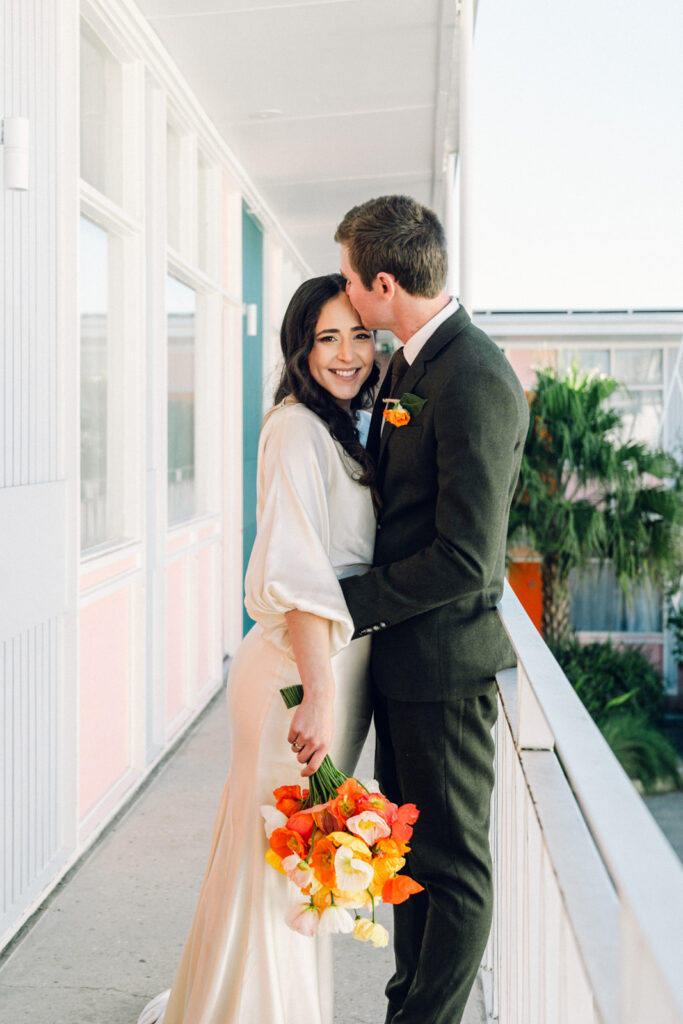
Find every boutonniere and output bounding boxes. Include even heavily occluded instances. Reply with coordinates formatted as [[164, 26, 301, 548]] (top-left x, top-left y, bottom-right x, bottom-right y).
[[382, 393, 427, 428]]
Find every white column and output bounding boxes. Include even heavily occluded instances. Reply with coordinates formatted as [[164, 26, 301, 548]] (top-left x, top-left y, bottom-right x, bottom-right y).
[[458, 0, 474, 313]]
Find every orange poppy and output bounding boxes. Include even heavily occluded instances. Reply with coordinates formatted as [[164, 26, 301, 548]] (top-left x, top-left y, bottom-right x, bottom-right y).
[[312, 805, 344, 835], [273, 784, 306, 817], [330, 778, 366, 821], [391, 803, 420, 842], [381, 875, 424, 904], [287, 809, 315, 843], [269, 827, 306, 860], [368, 852, 405, 898], [310, 836, 338, 889], [356, 792, 398, 825]]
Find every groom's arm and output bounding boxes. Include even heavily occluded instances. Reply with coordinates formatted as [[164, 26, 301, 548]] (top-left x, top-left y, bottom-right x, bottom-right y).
[[341, 363, 527, 636]]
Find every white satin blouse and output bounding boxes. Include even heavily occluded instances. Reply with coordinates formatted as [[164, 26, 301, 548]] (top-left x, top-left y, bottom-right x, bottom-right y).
[[244, 399, 376, 659]]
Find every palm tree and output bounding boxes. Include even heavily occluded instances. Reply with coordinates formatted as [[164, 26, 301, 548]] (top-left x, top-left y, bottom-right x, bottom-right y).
[[508, 365, 683, 651]]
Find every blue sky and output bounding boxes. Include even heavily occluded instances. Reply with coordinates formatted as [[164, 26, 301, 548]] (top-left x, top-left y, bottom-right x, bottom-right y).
[[471, 0, 683, 310]]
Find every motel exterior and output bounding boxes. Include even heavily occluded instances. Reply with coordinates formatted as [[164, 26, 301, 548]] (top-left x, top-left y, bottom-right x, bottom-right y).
[[1, 2, 682, 1021]]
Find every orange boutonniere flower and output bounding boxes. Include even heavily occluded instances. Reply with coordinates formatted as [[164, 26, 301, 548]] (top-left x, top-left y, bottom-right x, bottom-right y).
[[383, 404, 411, 427], [382, 392, 427, 428]]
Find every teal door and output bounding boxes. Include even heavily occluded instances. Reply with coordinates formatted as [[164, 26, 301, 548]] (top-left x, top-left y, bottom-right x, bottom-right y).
[[242, 205, 263, 634]]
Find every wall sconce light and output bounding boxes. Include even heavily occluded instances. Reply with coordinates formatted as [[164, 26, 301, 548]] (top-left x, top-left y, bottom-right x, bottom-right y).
[[2, 117, 29, 190], [244, 303, 258, 337]]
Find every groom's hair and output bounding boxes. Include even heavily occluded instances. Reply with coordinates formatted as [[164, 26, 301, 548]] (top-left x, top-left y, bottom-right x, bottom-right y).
[[335, 195, 447, 298]]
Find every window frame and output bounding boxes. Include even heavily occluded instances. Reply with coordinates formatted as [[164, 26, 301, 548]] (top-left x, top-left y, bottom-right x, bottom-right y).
[[78, 13, 144, 557]]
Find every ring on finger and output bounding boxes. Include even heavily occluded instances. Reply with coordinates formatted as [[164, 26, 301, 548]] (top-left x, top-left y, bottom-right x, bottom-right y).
[[291, 740, 303, 751]]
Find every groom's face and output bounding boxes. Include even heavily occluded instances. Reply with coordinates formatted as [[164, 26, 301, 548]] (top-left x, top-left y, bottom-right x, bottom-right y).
[[340, 245, 387, 331]]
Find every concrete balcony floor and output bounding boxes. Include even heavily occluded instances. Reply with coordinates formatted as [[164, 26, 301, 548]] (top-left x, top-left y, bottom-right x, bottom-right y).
[[0, 687, 486, 1024]]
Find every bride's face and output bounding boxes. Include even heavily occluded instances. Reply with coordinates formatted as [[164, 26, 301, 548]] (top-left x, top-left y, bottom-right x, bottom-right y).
[[308, 292, 375, 410]]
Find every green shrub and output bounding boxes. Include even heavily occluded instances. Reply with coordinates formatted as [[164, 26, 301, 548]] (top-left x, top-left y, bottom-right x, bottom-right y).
[[666, 604, 683, 663], [599, 714, 681, 792], [555, 639, 664, 726], [556, 639, 680, 791]]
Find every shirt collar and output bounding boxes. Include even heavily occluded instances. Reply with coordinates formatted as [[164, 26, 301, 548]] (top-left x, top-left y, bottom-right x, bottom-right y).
[[401, 297, 459, 365]]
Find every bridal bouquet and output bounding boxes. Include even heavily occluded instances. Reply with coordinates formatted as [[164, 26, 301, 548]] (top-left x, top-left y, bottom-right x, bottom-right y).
[[261, 685, 423, 945]]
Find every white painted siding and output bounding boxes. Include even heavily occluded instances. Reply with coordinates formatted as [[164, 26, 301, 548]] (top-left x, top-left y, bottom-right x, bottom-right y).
[[1, 619, 63, 938], [1, 0, 70, 944], [1, 0, 60, 487]]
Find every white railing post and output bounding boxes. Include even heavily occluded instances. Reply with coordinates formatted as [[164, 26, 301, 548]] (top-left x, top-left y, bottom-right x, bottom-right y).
[[488, 581, 683, 1024]]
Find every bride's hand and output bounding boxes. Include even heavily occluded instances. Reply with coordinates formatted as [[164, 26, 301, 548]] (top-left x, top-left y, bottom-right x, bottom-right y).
[[288, 692, 333, 776], [284, 608, 336, 775]]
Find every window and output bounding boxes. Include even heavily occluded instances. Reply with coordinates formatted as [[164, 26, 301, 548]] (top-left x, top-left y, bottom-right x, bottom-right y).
[[80, 24, 122, 203], [79, 20, 142, 554], [560, 348, 610, 376], [570, 563, 662, 633], [612, 349, 663, 444], [80, 216, 123, 549], [504, 337, 665, 446], [167, 276, 197, 525]]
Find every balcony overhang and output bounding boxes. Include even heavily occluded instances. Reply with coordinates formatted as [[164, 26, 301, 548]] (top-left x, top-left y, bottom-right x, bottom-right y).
[[138, 0, 467, 273]]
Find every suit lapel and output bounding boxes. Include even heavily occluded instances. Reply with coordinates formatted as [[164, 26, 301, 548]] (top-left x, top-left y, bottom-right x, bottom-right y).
[[376, 305, 472, 467], [377, 359, 428, 465]]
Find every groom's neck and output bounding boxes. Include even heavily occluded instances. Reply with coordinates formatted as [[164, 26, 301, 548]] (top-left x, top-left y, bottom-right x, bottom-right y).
[[390, 290, 451, 343]]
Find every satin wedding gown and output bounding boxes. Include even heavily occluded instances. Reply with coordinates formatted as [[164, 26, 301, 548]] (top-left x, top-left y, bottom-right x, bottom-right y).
[[138, 400, 376, 1024]]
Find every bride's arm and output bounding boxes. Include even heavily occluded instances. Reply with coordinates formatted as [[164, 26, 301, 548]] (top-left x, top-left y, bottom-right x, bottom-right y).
[[284, 609, 335, 777]]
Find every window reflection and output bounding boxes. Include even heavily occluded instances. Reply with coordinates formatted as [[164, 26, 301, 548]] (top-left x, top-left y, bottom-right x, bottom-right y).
[[167, 276, 196, 524], [611, 389, 663, 446], [80, 216, 110, 549], [614, 349, 662, 385]]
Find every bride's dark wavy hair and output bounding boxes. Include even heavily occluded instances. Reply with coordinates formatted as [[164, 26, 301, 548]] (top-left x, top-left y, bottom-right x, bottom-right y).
[[274, 274, 379, 503]]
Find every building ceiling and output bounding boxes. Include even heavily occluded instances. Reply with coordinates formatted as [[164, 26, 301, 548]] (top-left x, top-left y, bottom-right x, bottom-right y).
[[137, 0, 462, 273]]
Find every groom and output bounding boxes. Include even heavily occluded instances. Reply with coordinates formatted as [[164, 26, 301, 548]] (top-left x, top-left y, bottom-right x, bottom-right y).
[[336, 195, 528, 1024]]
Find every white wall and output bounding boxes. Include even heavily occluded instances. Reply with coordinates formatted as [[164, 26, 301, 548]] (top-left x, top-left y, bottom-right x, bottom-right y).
[[0, 0, 308, 952]]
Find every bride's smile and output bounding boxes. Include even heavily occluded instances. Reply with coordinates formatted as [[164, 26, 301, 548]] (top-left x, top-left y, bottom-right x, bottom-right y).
[[307, 292, 375, 409]]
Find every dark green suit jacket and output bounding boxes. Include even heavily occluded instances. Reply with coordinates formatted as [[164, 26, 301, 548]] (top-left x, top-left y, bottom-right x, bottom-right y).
[[341, 305, 529, 701]]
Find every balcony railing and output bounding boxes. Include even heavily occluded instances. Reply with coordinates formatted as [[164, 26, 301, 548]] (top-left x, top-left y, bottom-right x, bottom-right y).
[[486, 583, 683, 1024]]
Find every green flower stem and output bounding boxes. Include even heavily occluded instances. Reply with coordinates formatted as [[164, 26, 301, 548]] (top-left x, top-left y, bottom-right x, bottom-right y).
[[303, 825, 319, 863], [280, 685, 350, 808]]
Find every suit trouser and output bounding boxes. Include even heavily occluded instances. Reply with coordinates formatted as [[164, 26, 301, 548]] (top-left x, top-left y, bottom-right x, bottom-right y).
[[373, 683, 498, 1024]]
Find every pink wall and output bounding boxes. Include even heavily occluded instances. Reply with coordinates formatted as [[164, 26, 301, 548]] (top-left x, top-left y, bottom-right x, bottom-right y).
[[166, 558, 188, 724], [506, 348, 558, 390], [79, 589, 131, 818], [197, 546, 215, 689]]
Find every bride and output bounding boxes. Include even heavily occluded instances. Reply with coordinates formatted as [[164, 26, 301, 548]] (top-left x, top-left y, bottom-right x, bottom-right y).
[[138, 274, 380, 1024]]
